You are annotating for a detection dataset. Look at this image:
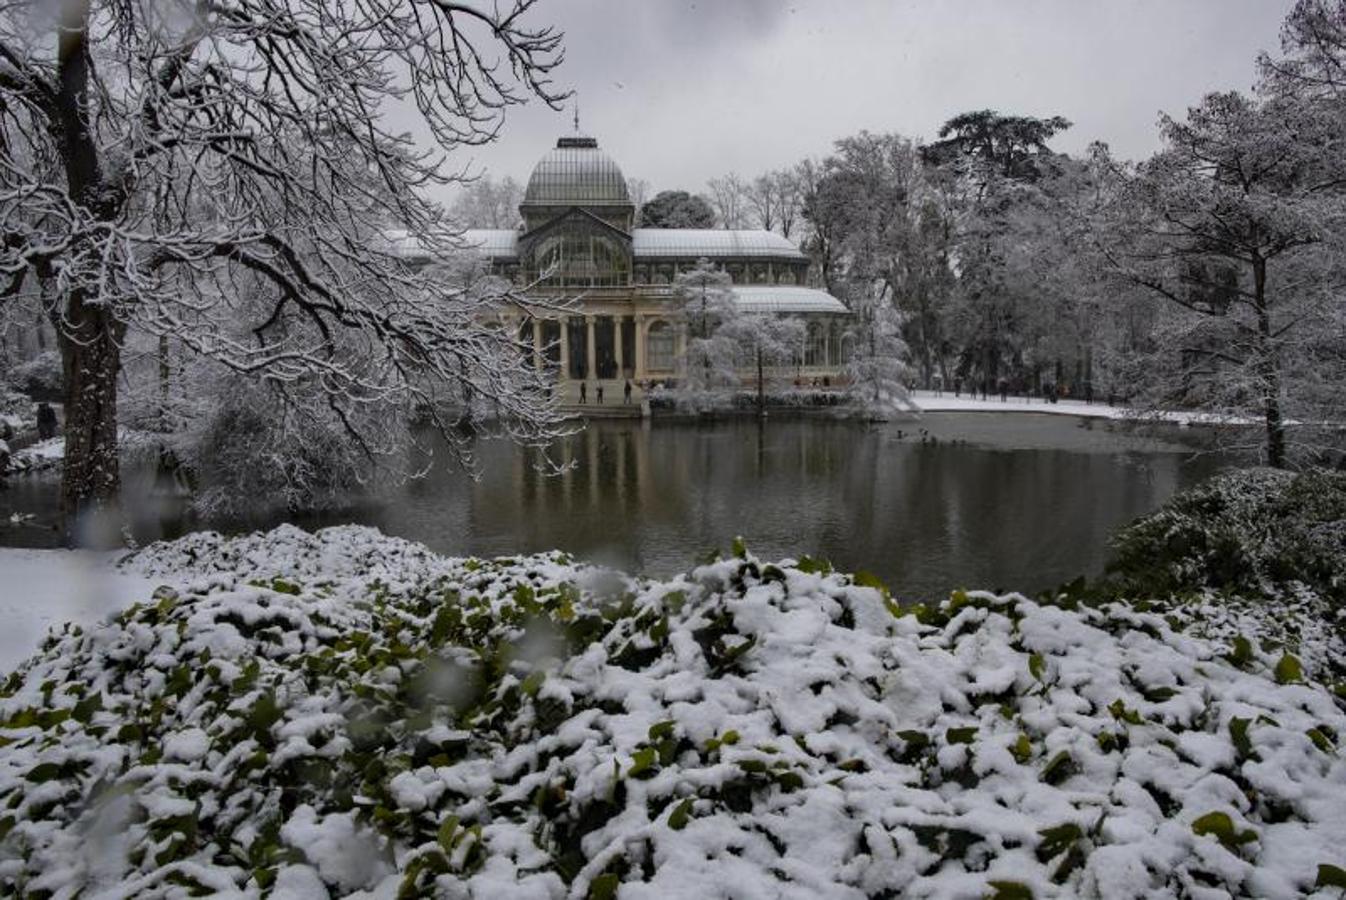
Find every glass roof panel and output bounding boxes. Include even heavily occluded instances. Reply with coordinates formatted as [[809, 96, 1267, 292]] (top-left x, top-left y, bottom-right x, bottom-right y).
[[632, 229, 807, 260], [523, 136, 631, 207], [732, 286, 849, 314]]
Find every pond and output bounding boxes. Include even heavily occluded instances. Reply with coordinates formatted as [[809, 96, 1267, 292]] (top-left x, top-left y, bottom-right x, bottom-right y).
[[1, 413, 1227, 601]]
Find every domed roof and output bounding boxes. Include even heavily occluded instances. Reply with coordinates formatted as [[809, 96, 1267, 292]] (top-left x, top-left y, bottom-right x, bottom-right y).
[[522, 136, 631, 207]]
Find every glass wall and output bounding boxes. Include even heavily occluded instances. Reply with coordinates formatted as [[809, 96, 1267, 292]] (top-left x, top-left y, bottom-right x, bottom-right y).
[[525, 221, 631, 287], [646, 321, 676, 372]]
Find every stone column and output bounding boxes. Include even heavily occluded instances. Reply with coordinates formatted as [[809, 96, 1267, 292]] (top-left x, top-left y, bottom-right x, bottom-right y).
[[558, 318, 570, 381], [634, 315, 646, 380], [614, 315, 625, 377], [532, 319, 543, 369], [585, 316, 597, 382]]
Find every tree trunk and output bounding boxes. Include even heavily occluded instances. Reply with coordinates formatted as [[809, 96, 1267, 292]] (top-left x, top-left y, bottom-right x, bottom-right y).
[[1252, 259, 1286, 468], [756, 346, 765, 417], [59, 291, 123, 539]]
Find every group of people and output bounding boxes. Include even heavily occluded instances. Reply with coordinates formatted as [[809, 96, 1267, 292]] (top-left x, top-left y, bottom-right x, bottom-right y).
[[576, 379, 636, 406], [936, 375, 1099, 406]]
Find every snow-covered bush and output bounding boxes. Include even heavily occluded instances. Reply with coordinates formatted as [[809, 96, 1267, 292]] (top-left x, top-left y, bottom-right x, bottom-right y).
[[5, 350, 62, 400], [1107, 468, 1346, 607], [189, 385, 371, 518], [0, 389, 33, 435], [1, 526, 1345, 898]]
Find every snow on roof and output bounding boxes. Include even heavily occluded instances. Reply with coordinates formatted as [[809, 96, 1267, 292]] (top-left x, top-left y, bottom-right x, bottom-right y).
[[379, 229, 519, 260], [632, 229, 806, 260], [460, 229, 520, 257], [397, 228, 808, 262], [732, 286, 849, 315], [379, 228, 422, 258]]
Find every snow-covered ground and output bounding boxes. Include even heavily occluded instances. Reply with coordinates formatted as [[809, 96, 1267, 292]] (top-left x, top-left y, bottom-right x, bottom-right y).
[[908, 390, 1259, 426], [0, 524, 1341, 898], [0, 548, 161, 671], [911, 390, 1128, 419], [5, 436, 64, 474]]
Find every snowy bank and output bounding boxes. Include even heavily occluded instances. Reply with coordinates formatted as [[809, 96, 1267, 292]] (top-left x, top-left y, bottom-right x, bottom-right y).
[[908, 390, 1260, 426], [0, 525, 1343, 898], [5, 437, 63, 475], [0, 548, 160, 672]]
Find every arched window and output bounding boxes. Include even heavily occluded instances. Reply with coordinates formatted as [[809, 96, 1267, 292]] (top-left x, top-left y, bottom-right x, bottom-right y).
[[825, 321, 844, 366], [647, 321, 676, 372], [839, 334, 856, 365], [805, 321, 826, 367]]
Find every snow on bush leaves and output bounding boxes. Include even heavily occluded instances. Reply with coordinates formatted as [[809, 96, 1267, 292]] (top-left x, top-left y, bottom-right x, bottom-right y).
[[0, 525, 1343, 898], [1108, 467, 1346, 606]]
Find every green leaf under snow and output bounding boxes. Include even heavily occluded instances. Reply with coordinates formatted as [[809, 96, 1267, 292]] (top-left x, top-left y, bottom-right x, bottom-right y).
[[986, 880, 1034, 900], [628, 747, 657, 778], [945, 727, 977, 745], [437, 816, 460, 854], [1317, 863, 1346, 889], [1274, 653, 1303, 685], [588, 872, 620, 900], [1191, 811, 1257, 851], [667, 798, 693, 830], [1226, 635, 1254, 669], [1039, 751, 1076, 786]]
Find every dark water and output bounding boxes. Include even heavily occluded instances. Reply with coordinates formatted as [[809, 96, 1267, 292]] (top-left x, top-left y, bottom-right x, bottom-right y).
[[0, 414, 1225, 601]]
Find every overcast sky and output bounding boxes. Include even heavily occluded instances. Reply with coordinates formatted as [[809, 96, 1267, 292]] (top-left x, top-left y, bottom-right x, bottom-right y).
[[444, 0, 1295, 199]]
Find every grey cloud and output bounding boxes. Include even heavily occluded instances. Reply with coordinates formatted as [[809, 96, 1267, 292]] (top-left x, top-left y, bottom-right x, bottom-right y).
[[426, 0, 1295, 205]]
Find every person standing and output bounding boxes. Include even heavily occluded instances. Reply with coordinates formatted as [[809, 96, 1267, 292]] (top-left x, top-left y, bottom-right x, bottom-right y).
[[36, 402, 57, 440], [624, 380, 632, 404], [596, 383, 604, 405], [579, 381, 587, 405]]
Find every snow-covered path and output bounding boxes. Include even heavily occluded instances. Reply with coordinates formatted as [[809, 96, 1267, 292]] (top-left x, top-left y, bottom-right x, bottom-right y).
[[908, 390, 1252, 425], [910, 389, 1128, 419], [0, 548, 159, 672]]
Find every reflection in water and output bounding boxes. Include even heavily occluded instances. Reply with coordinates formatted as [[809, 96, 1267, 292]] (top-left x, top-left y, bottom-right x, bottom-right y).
[[0, 414, 1222, 601]]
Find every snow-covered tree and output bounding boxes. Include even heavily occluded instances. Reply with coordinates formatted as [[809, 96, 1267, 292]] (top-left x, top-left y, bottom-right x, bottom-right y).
[[718, 313, 805, 416], [450, 176, 525, 229], [843, 291, 915, 419], [672, 258, 739, 412], [0, 0, 570, 534], [1095, 91, 1346, 467], [707, 173, 750, 229], [626, 177, 650, 224], [744, 169, 802, 238], [1260, 0, 1346, 101]]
